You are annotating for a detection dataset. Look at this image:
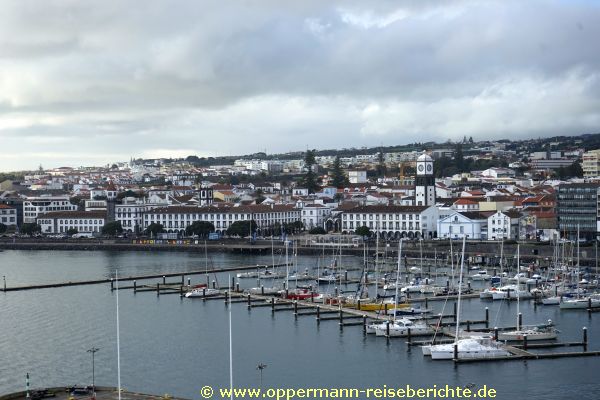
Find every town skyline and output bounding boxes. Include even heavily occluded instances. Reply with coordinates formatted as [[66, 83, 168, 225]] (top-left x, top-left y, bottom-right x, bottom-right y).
[[1, 130, 598, 173]]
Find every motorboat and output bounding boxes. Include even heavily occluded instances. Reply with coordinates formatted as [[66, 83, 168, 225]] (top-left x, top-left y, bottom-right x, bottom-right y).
[[184, 287, 221, 298], [479, 287, 498, 299], [471, 270, 491, 281]]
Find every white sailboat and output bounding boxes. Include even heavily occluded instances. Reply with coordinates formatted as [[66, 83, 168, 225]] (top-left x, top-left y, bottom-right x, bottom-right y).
[[185, 241, 221, 298], [372, 239, 433, 337], [428, 237, 511, 360], [498, 245, 558, 341]]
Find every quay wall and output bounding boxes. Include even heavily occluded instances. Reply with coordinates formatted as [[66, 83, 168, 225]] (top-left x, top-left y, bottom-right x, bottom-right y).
[[1, 239, 598, 267]]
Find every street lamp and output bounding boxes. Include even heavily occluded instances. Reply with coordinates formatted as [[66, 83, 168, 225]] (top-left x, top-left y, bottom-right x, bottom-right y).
[[87, 347, 100, 397]]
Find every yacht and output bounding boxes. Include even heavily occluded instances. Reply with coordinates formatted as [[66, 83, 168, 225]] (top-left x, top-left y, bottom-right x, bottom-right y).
[[429, 338, 511, 360], [373, 318, 434, 337], [497, 321, 558, 341], [471, 270, 491, 281]]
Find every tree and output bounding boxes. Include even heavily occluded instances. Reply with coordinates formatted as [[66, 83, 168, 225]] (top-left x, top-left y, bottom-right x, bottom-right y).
[[145, 223, 164, 236], [102, 221, 123, 236], [69, 196, 83, 207], [377, 151, 387, 178], [300, 149, 320, 194], [21, 223, 41, 236], [568, 161, 583, 178], [67, 228, 78, 236], [0, 223, 7, 234], [309, 226, 326, 234], [116, 190, 142, 200], [226, 220, 257, 237], [355, 226, 371, 237], [283, 221, 304, 234], [255, 189, 266, 204], [454, 143, 465, 172], [331, 156, 349, 187], [185, 221, 215, 237]]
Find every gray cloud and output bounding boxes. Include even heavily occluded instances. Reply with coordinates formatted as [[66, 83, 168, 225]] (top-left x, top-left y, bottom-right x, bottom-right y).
[[0, 0, 599, 170]]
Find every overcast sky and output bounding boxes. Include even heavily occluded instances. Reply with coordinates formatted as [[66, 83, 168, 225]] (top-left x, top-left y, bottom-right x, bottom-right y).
[[1, 0, 599, 171]]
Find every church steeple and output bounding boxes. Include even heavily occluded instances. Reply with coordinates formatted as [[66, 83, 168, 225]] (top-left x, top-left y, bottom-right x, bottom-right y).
[[415, 151, 435, 206]]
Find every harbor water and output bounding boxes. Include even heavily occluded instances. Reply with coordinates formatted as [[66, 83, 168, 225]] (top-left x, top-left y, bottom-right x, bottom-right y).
[[1, 250, 599, 400]]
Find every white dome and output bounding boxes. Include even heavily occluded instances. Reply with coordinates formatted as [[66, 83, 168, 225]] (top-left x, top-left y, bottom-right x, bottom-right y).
[[417, 152, 433, 162]]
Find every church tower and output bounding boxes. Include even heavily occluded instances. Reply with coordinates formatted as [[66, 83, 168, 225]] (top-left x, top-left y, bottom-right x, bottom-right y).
[[415, 152, 435, 206]]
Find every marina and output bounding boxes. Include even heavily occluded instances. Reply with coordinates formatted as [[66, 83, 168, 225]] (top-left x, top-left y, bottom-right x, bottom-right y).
[[2, 248, 600, 398]]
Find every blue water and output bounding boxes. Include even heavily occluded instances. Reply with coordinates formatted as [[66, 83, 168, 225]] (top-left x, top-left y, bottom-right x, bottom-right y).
[[0, 250, 599, 400]]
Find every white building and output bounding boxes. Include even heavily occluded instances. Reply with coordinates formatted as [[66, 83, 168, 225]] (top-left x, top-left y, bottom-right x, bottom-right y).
[[115, 198, 152, 233], [0, 204, 17, 227], [480, 168, 516, 179], [437, 212, 488, 240], [340, 205, 438, 239], [348, 170, 367, 184], [487, 210, 521, 240], [301, 204, 331, 230], [37, 211, 107, 234], [143, 204, 300, 236], [583, 149, 600, 178], [23, 195, 78, 223]]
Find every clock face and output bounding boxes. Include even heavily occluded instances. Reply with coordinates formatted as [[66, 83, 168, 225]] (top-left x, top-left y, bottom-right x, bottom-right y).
[[426, 164, 432, 172], [418, 165, 424, 172]]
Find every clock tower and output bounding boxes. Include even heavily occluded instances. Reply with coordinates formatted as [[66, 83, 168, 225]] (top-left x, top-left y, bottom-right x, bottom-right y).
[[415, 152, 435, 206]]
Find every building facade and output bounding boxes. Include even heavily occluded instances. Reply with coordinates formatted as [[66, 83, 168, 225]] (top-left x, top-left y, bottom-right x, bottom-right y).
[[301, 204, 331, 230], [0, 204, 17, 227], [37, 211, 107, 234], [582, 150, 600, 178], [143, 204, 300, 236], [556, 183, 600, 241], [340, 205, 438, 239], [487, 210, 521, 240], [438, 212, 488, 240], [23, 195, 78, 223]]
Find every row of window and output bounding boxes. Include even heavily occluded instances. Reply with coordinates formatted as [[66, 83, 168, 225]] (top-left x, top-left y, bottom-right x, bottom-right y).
[[343, 214, 420, 221], [343, 222, 420, 230]]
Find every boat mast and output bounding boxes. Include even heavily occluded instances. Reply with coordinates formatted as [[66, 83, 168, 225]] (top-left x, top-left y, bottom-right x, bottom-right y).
[[516, 243, 520, 330], [285, 241, 289, 291], [454, 236, 466, 343], [393, 239, 403, 323], [115, 270, 121, 400], [228, 274, 233, 400], [374, 231, 379, 299]]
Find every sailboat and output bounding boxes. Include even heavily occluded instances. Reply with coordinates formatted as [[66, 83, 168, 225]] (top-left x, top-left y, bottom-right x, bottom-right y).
[[427, 237, 511, 360], [185, 241, 221, 297], [497, 244, 559, 341], [247, 237, 285, 295], [371, 239, 433, 337], [559, 225, 600, 309]]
